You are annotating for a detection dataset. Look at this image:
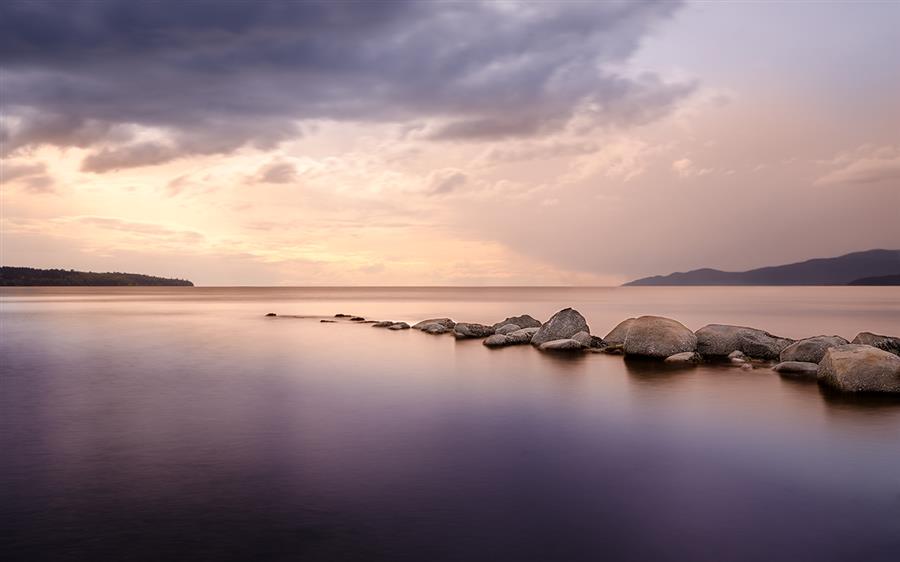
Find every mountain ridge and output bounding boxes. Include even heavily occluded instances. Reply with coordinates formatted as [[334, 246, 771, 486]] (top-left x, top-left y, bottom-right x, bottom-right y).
[[624, 249, 900, 286]]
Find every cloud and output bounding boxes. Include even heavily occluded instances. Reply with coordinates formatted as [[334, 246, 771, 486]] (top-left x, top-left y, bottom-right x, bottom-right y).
[[59, 216, 206, 244], [427, 169, 468, 196], [2, 161, 47, 182], [0, 1, 690, 170], [815, 145, 900, 186], [1, 161, 55, 193], [671, 158, 712, 178], [255, 161, 298, 184]]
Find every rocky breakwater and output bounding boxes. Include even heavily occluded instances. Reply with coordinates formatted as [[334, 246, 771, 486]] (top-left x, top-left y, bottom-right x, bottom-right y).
[[276, 310, 900, 394]]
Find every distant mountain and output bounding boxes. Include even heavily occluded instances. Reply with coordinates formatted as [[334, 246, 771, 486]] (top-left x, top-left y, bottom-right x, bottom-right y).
[[624, 249, 900, 286], [848, 274, 900, 286], [0, 267, 193, 287]]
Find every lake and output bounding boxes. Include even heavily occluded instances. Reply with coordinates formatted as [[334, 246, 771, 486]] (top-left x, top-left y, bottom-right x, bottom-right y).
[[1, 286, 899, 561]]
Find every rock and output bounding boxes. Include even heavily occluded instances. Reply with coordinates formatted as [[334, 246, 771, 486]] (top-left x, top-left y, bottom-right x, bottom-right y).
[[604, 318, 635, 345], [728, 350, 748, 364], [851, 332, 900, 356], [664, 351, 701, 364], [350, 316, 365, 321], [372, 321, 394, 328], [773, 361, 819, 377], [387, 322, 410, 330], [740, 363, 754, 371], [265, 313, 277, 317], [532, 308, 590, 346], [483, 328, 539, 348], [571, 331, 593, 347], [507, 327, 539, 344], [421, 323, 452, 335], [453, 322, 495, 339], [588, 336, 606, 349], [412, 318, 456, 330], [623, 316, 696, 358], [539, 338, 585, 351], [695, 324, 793, 360], [334, 314, 351, 318], [492, 315, 542, 330], [779, 335, 848, 363], [320, 319, 336, 323], [495, 323, 521, 335], [817, 344, 900, 393], [600, 344, 624, 355], [483, 334, 512, 348]]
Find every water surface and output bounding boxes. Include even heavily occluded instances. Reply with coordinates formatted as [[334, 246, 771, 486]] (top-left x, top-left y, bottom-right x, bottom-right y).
[[2, 287, 899, 561]]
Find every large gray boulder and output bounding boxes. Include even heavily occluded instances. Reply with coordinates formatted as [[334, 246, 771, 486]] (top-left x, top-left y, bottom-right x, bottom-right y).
[[623, 316, 696, 358], [604, 318, 635, 345], [695, 324, 793, 360], [851, 332, 900, 356], [539, 338, 585, 352], [453, 322, 495, 339], [492, 315, 542, 330], [773, 361, 819, 377], [779, 335, 848, 364], [817, 344, 900, 393], [531, 308, 590, 346], [413, 318, 456, 330]]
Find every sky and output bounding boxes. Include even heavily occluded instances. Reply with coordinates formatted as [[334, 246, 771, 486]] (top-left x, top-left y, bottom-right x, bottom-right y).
[[1, 0, 898, 286]]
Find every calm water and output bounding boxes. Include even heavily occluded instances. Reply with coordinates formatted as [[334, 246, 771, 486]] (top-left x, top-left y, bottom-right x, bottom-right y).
[[1, 287, 899, 561]]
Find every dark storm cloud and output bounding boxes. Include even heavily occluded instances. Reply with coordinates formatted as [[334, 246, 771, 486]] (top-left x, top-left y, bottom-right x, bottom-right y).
[[0, 0, 688, 170]]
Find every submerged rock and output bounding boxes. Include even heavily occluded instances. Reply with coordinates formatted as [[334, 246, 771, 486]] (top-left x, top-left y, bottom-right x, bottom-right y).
[[664, 351, 702, 364], [421, 323, 452, 335], [817, 344, 900, 393], [603, 318, 635, 345], [728, 350, 748, 364], [600, 344, 624, 355], [350, 316, 365, 321], [779, 335, 848, 363], [492, 315, 542, 330], [265, 312, 277, 317], [532, 308, 590, 346], [773, 361, 819, 377], [320, 319, 337, 323], [372, 321, 394, 328], [695, 324, 792, 360], [495, 323, 522, 335], [623, 316, 696, 358], [334, 314, 351, 318], [851, 332, 900, 356], [453, 322, 495, 339], [413, 318, 456, 330], [539, 338, 585, 351], [387, 322, 410, 330]]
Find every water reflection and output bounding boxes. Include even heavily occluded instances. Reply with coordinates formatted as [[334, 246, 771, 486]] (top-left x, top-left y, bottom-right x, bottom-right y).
[[2, 287, 899, 562]]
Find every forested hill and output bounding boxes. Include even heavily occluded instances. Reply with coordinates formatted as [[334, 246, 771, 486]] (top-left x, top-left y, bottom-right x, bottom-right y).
[[0, 267, 194, 286]]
